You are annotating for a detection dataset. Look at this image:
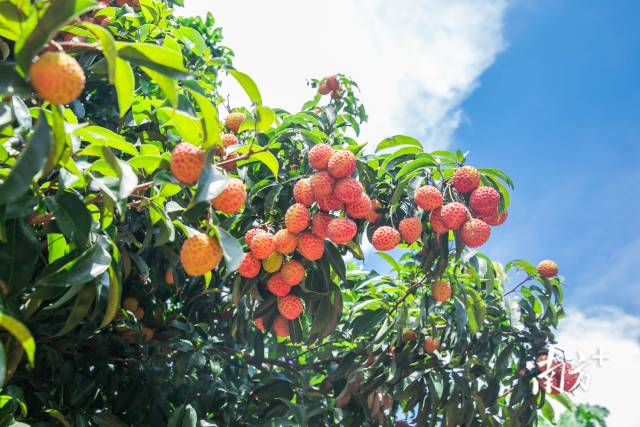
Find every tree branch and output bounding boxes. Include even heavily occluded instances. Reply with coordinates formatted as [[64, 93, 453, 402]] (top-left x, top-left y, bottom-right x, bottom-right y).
[[503, 275, 533, 296]]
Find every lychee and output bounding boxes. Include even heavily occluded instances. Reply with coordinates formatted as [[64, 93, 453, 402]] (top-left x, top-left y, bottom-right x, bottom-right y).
[[452, 166, 480, 193], [180, 233, 223, 276], [220, 151, 240, 171], [122, 297, 138, 312], [328, 150, 357, 178], [326, 75, 339, 91], [218, 133, 238, 155], [470, 186, 500, 214], [399, 217, 423, 244], [278, 294, 303, 320], [346, 194, 372, 219], [281, 259, 305, 286], [250, 231, 276, 260], [211, 177, 247, 214], [402, 329, 418, 343], [334, 177, 363, 204], [308, 143, 334, 170], [429, 208, 448, 235], [460, 218, 491, 248], [239, 253, 261, 278], [423, 337, 440, 354], [311, 212, 335, 239], [479, 210, 508, 226], [327, 217, 357, 245], [318, 80, 331, 95], [297, 233, 325, 261], [293, 178, 315, 206], [440, 202, 469, 230], [274, 229, 298, 254], [432, 280, 452, 303], [372, 226, 401, 251], [272, 314, 290, 337], [254, 317, 265, 332], [262, 252, 283, 273], [537, 260, 558, 278], [414, 185, 442, 211], [316, 194, 344, 212], [165, 268, 175, 285], [310, 171, 335, 197], [170, 142, 205, 185], [29, 51, 86, 105], [285, 203, 311, 233], [266, 273, 291, 297], [225, 112, 245, 133], [245, 228, 265, 247]]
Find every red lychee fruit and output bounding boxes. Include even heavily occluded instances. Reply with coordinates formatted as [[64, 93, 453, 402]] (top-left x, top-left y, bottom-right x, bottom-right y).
[[460, 218, 491, 248], [440, 202, 469, 230], [211, 177, 247, 214], [311, 212, 335, 239], [399, 217, 423, 244], [272, 314, 290, 337], [327, 217, 357, 245], [372, 226, 401, 251], [278, 294, 303, 320], [293, 178, 315, 206], [250, 232, 276, 260], [423, 337, 440, 354], [297, 233, 325, 261], [221, 151, 240, 171], [452, 166, 481, 193], [239, 253, 261, 278], [285, 203, 311, 234], [281, 259, 305, 286], [414, 185, 442, 211], [346, 194, 372, 219], [219, 133, 238, 154], [274, 229, 298, 254], [327, 150, 357, 178], [479, 210, 508, 226], [179, 234, 223, 276], [428, 208, 448, 235], [537, 260, 558, 278], [318, 80, 331, 95], [308, 143, 334, 170], [266, 273, 291, 297], [29, 51, 86, 105], [310, 171, 335, 197], [334, 177, 364, 204], [254, 317, 265, 332], [245, 228, 265, 247], [470, 186, 500, 214], [316, 194, 344, 212], [432, 280, 452, 303], [170, 142, 205, 185], [225, 112, 245, 133]]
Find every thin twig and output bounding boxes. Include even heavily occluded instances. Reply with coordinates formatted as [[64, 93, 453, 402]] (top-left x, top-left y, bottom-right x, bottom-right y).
[[503, 275, 533, 296]]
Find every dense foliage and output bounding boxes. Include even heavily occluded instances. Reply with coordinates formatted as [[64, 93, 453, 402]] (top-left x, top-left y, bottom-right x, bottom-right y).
[[0, 0, 587, 426]]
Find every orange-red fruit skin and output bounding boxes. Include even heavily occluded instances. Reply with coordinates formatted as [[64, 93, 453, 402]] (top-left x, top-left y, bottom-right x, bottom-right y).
[[297, 233, 325, 261], [432, 280, 452, 303], [266, 273, 291, 297], [317, 194, 344, 212], [274, 230, 298, 254], [327, 150, 357, 178], [180, 234, 223, 276], [170, 142, 205, 185], [225, 112, 245, 133], [293, 178, 315, 206], [221, 152, 239, 171], [470, 186, 500, 214], [272, 314, 290, 337], [414, 185, 442, 210], [537, 260, 558, 277], [311, 212, 334, 239], [423, 337, 440, 354], [250, 232, 276, 260], [346, 194, 372, 219], [429, 208, 448, 234], [278, 294, 303, 320], [399, 217, 423, 243], [327, 217, 357, 245], [334, 178, 364, 204], [245, 228, 265, 247], [29, 51, 86, 105], [239, 253, 261, 278], [281, 259, 305, 285], [440, 202, 469, 230], [254, 317, 266, 332], [479, 210, 508, 226], [308, 144, 334, 170], [452, 166, 481, 193], [460, 218, 491, 248], [211, 177, 247, 214], [372, 226, 401, 251], [285, 203, 311, 234], [310, 171, 335, 197]]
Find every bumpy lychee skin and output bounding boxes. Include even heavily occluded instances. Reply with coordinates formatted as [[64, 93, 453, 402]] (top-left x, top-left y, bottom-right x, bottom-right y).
[[250, 232, 276, 260], [239, 253, 261, 278], [297, 233, 325, 261], [414, 185, 443, 211], [452, 166, 481, 193], [245, 228, 265, 247], [423, 337, 440, 354], [281, 259, 305, 286], [225, 112, 245, 133], [317, 194, 344, 212], [218, 133, 239, 155], [170, 142, 205, 185], [278, 294, 303, 320], [372, 226, 401, 251], [221, 151, 240, 171], [311, 212, 335, 239], [366, 199, 382, 224], [272, 314, 290, 337], [479, 210, 508, 226], [327, 150, 357, 178], [460, 218, 491, 248], [334, 178, 364, 204], [308, 143, 335, 170], [318, 81, 331, 95], [429, 208, 448, 235], [266, 273, 291, 297], [440, 202, 469, 230], [29, 51, 86, 105], [262, 252, 283, 273], [293, 178, 315, 206], [211, 177, 247, 214], [537, 260, 558, 278], [180, 234, 223, 276], [399, 217, 423, 244], [327, 217, 357, 245], [310, 171, 335, 197], [285, 203, 311, 234], [274, 229, 298, 254], [470, 186, 500, 214], [254, 317, 265, 332], [346, 194, 372, 219], [431, 280, 452, 303]]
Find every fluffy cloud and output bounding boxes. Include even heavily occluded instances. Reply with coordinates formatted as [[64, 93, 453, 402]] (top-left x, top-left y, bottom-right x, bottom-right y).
[[179, 0, 508, 149]]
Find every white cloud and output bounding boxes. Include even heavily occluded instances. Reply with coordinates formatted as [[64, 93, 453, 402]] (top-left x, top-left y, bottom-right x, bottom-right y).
[[555, 306, 640, 427], [179, 0, 508, 149]]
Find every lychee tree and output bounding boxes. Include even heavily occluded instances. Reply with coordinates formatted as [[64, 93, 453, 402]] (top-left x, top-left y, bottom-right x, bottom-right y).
[[0, 0, 581, 426]]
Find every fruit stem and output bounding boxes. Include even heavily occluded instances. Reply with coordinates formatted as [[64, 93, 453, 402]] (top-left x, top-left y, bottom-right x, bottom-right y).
[[503, 275, 533, 296]]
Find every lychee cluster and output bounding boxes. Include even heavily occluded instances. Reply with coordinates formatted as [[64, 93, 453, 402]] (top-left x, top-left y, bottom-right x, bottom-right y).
[[317, 75, 341, 100]]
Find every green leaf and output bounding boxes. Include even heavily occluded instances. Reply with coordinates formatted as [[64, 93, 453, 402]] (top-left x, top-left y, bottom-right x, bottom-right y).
[[192, 150, 228, 204], [84, 23, 117, 82], [324, 242, 346, 281], [237, 149, 279, 178], [0, 312, 35, 366], [256, 106, 275, 132], [141, 66, 177, 107], [228, 69, 262, 105], [167, 404, 197, 427], [117, 42, 191, 80], [99, 265, 121, 328], [0, 219, 39, 294], [395, 155, 438, 181], [376, 252, 401, 272], [42, 104, 68, 176], [158, 108, 202, 144], [188, 89, 221, 150], [375, 135, 422, 153], [46, 191, 93, 248], [56, 283, 96, 336], [0, 64, 29, 96], [0, 342, 6, 387], [74, 126, 138, 156], [379, 146, 421, 175], [101, 148, 138, 200], [115, 58, 134, 117], [0, 113, 51, 203], [215, 227, 243, 272]]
